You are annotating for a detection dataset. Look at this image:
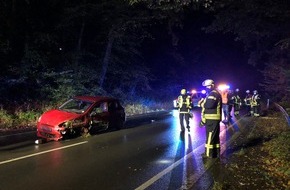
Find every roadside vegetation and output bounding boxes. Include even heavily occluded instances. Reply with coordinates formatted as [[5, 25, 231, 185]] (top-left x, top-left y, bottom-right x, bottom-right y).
[[211, 108, 290, 190]]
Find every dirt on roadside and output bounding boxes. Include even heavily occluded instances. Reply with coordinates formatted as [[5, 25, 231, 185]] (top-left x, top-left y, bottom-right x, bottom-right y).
[[209, 114, 290, 190]]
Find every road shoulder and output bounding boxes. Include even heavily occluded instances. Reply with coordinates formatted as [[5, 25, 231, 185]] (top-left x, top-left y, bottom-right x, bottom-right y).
[[209, 115, 290, 189]]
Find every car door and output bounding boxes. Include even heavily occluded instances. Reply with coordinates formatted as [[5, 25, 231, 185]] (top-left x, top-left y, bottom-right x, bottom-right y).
[[89, 101, 110, 131], [108, 100, 125, 129]]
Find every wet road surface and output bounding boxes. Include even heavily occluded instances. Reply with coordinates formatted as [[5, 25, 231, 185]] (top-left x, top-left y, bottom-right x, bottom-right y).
[[0, 109, 243, 190]]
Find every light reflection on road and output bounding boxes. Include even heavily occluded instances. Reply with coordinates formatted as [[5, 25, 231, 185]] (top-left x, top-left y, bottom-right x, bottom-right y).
[[165, 109, 211, 189], [168, 108, 245, 189]]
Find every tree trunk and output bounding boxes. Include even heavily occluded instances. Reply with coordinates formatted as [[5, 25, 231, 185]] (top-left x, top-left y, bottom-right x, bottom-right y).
[[99, 27, 115, 88], [73, 16, 85, 67]]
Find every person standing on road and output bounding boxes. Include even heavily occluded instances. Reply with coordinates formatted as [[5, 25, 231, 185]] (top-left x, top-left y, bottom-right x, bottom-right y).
[[177, 89, 192, 132], [231, 88, 242, 116], [219, 86, 230, 124], [251, 90, 261, 117], [199, 79, 222, 158], [244, 90, 252, 116]]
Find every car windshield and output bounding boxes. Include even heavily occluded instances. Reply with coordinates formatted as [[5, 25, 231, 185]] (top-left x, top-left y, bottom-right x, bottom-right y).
[[59, 98, 93, 114]]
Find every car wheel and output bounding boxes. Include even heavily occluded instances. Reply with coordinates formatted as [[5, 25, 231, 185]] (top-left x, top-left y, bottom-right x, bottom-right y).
[[80, 127, 90, 137]]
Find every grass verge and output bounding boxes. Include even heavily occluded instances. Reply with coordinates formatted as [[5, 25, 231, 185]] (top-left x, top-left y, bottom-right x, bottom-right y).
[[211, 114, 290, 190]]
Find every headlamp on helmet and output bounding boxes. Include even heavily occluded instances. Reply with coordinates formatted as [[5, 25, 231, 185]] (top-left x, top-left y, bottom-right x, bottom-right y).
[[181, 89, 186, 95], [202, 79, 214, 87]]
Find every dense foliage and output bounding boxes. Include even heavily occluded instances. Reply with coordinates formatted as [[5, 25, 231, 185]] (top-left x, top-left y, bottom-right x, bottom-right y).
[[205, 0, 290, 102], [0, 0, 160, 106], [0, 0, 289, 110]]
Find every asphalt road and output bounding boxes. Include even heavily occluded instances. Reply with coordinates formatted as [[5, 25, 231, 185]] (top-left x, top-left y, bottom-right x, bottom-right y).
[[0, 109, 240, 190]]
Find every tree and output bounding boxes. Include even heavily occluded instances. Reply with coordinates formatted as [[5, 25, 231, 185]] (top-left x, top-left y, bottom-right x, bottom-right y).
[[55, 0, 163, 98], [204, 0, 290, 100], [260, 46, 290, 102], [0, 0, 159, 104]]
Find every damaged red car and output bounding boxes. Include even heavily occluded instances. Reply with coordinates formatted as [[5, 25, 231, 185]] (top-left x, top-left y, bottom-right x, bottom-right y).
[[36, 96, 126, 142]]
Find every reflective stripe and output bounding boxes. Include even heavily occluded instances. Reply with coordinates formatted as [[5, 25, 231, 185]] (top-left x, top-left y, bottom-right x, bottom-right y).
[[205, 144, 213, 148], [178, 96, 182, 108], [206, 132, 212, 157], [204, 102, 221, 120], [207, 96, 216, 100], [204, 114, 220, 120], [213, 144, 220, 148], [178, 96, 192, 109], [205, 144, 220, 148], [201, 107, 206, 123]]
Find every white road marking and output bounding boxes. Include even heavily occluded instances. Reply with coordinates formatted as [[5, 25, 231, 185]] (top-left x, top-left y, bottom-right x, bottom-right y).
[[135, 118, 243, 190], [0, 141, 88, 165], [135, 144, 205, 190]]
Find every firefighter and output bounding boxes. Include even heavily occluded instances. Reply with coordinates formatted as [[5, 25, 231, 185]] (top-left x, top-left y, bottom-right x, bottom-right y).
[[231, 88, 242, 116], [251, 90, 261, 117], [177, 89, 192, 132], [244, 90, 252, 116], [200, 79, 222, 158]]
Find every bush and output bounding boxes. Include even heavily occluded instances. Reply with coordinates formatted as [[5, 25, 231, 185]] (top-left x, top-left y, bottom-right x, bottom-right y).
[[123, 99, 171, 116], [14, 110, 40, 127], [0, 108, 13, 128]]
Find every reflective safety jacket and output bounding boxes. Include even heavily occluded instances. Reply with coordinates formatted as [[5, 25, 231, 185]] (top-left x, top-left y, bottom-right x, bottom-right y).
[[201, 89, 222, 122], [251, 94, 261, 106], [231, 93, 241, 104], [244, 94, 252, 105], [177, 95, 192, 113]]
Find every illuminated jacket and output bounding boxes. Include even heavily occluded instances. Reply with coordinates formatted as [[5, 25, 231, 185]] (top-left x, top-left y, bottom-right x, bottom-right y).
[[177, 95, 192, 113], [231, 93, 241, 104], [201, 89, 222, 121], [251, 94, 261, 106]]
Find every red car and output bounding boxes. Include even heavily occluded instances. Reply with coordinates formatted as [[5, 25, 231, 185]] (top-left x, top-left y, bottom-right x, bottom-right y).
[[36, 96, 126, 142]]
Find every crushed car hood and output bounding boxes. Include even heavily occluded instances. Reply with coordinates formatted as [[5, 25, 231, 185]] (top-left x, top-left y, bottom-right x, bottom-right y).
[[39, 109, 81, 126]]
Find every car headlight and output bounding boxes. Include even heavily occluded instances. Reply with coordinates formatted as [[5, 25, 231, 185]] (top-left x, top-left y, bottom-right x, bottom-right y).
[[60, 121, 73, 128], [60, 119, 83, 129]]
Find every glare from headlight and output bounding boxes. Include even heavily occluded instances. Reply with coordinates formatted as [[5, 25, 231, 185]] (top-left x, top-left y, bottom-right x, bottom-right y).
[[35, 139, 40, 144]]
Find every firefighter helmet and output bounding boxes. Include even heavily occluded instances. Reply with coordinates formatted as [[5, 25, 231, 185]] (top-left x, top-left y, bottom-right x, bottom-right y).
[[202, 79, 214, 87], [235, 88, 239, 92], [181, 89, 186, 95], [246, 90, 250, 93], [253, 90, 258, 94]]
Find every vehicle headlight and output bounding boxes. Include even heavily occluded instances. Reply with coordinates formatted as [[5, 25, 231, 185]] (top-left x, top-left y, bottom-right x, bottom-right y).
[[60, 121, 73, 128], [60, 119, 83, 129]]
